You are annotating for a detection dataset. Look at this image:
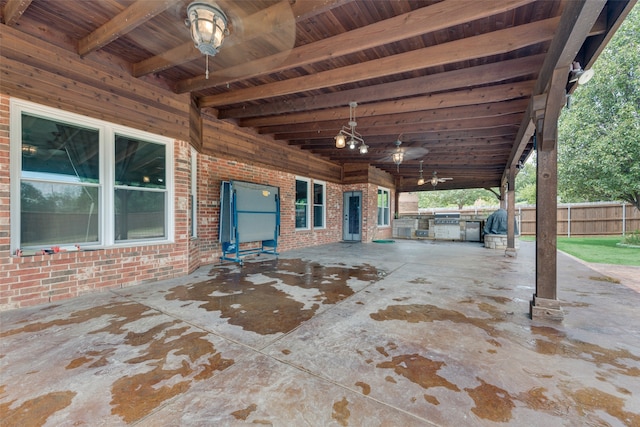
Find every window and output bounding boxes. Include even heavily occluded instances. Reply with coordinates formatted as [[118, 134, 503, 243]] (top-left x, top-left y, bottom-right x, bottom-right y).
[[295, 178, 310, 229], [11, 99, 173, 251], [190, 147, 198, 238], [19, 113, 101, 248], [313, 181, 326, 228], [114, 135, 167, 241], [377, 187, 390, 226]]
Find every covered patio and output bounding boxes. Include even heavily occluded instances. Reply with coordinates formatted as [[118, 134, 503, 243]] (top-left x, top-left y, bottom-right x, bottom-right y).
[[1, 0, 636, 319], [2, 240, 639, 426]]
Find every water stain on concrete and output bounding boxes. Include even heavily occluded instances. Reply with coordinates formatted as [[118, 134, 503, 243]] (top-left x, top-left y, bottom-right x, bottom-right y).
[[465, 378, 515, 422], [370, 304, 499, 337], [409, 278, 432, 285], [483, 295, 512, 305], [355, 381, 371, 395], [376, 354, 460, 392], [562, 385, 640, 426], [590, 275, 621, 284], [110, 325, 234, 423], [1, 301, 236, 425], [516, 387, 563, 414], [231, 403, 257, 420], [166, 258, 380, 335], [0, 301, 160, 339], [424, 394, 440, 405], [332, 397, 350, 426], [531, 326, 640, 376], [66, 349, 115, 369], [0, 391, 76, 426], [376, 346, 389, 357]]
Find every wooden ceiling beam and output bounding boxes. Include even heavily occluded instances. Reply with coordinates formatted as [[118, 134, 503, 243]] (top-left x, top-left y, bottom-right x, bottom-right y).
[[257, 101, 528, 135], [258, 108, 526, 139], [296, 138, 515, 149], [245, 89, 531, 130], [281, 125, 518, 142], [2, 0, 32, 26], [78, 0, 178, 57], [177, 0, 534, 93], [288, 126, 517, 145], [132, 41, 200, 78], [308, 147, 514, 160], [274, 114, 523, 140], [199, 16, 559, 107], [219, 54, 543, 120]]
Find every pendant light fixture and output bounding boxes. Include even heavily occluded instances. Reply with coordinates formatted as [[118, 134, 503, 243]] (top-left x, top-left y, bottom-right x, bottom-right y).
[[392, 138, 404, 172], [185, 2, 229, 79], [335, 102, 367, 154], [417, 160, 425, 185]]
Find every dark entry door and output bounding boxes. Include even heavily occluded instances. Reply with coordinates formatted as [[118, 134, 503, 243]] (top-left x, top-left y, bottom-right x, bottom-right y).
[[343, 191, 362, 241]]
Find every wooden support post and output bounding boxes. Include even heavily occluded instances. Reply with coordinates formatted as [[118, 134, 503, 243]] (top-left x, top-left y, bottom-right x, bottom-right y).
[[530, 65, 568, 321], [506, 168, 517, 257], [532, 134, 563, 320]]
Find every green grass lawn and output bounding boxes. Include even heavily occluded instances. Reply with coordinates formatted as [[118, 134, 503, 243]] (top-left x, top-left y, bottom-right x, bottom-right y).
[[554, 236, 639, 266]]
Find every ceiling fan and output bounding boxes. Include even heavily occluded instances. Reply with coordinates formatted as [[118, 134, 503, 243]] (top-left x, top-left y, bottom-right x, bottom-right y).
[[184, 1, 297, 80], [430, 171, 453, 187], [390, 135, 430, 172]]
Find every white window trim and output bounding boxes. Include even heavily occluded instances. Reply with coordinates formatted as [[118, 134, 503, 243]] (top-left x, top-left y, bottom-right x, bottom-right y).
[[295, 177, 311, 231], [313, 180, 326, 229], [10, 98, 174, 253], [378, 186, 391, 227], [190, 147, 198, 238]]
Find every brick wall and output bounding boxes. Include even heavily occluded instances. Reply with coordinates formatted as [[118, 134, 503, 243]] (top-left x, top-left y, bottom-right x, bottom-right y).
[[193, 155, 344, 263], [0, 95, 395, 310]]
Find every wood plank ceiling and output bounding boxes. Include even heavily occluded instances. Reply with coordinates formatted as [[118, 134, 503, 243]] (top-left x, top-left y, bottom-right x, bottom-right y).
[[0, 0, 633, 192]]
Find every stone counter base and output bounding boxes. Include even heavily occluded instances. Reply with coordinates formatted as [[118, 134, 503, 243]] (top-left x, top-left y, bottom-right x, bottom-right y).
[[484, 234, 520, 250]]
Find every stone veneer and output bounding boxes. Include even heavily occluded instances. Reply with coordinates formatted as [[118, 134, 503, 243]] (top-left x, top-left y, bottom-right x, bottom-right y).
[[484, 234, 520, 250]]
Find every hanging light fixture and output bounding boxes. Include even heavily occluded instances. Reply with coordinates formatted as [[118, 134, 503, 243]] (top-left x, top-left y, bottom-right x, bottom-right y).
[[392, 138, 404, 172], [185, 2, 229, 79], [417, 160, 425, 185], [335, 102, 366, 153], [430, 171, 452, 187]]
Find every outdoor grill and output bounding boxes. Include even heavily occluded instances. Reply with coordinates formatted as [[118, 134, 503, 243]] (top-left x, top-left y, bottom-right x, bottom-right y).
[[434, 213, 461, 225], [433, 213, 461, 240]]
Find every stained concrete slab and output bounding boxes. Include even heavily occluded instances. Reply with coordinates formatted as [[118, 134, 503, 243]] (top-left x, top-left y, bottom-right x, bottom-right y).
[[1, 240, 639, 426]]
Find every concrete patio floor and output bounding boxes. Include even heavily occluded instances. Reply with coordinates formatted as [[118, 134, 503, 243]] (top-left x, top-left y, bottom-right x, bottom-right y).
[[1, 240, 639, 426]]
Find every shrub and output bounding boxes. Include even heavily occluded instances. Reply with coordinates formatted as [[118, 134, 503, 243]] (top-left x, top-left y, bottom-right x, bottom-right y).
[[622, 230, 640, 245]]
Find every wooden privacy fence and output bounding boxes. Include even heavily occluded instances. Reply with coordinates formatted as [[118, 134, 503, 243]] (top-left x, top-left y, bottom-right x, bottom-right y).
[[516, 202, 640, 236], [416, 202, 640, 237]]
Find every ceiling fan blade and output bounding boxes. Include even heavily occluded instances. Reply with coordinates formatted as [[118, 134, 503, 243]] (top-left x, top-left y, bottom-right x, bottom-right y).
[[399, 147, 430, 161], [213, 0, 296, 78]]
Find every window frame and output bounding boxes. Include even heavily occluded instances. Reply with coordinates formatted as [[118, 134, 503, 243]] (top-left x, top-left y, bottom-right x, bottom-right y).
[[295, 177, 310, 230], [190, 147, 198, 238], [312, 180, 326, 229], [377, 187, 391, 227], [10, 99, 174, 253]]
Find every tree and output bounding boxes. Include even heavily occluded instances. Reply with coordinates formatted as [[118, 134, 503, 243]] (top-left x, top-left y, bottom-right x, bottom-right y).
[[515, 156, 537, 205], [558, 4, 640, 209], [418, 188, 498, 209]]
